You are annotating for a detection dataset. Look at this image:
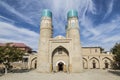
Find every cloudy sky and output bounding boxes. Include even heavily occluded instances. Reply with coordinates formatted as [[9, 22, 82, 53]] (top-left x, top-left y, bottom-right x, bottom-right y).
[[0, 0, 120, 51]]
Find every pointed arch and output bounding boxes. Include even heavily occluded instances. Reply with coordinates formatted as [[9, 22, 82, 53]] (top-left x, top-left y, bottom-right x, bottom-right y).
[[102, 57, 112, 62], [83, 58, 88, 69], [30, 57, 37, 69], [52, 46, 69, 57], [102, 57, 112, 69], [90, 57, 99, 62], [89, 57, 100, 69]]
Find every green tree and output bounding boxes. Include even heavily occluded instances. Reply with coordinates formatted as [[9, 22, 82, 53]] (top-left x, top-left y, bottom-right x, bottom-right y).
[[0, 43, 25, 74], [111, 43, 120, 69]]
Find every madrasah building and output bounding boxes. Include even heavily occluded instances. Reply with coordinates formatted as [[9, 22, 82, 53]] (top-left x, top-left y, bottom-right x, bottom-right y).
[[37, 9, 113, 73]]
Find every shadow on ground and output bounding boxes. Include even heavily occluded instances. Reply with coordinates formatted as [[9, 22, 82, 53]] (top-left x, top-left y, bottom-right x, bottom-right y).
[[10, 69, 33, 73], [0, 69, 34, 76], [108, 70, 120, 76]]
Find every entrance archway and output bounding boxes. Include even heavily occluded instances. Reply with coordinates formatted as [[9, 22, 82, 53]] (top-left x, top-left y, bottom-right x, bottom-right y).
[[58, 62, 64, 71], [52, 46, 69, 72], [102, 57, 112, 69], [90, 57, 100, 69]]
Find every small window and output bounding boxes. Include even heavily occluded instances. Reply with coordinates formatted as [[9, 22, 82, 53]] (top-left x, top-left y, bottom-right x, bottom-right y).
[[95, 49, 97, 52], [71, 20, 75, 27]]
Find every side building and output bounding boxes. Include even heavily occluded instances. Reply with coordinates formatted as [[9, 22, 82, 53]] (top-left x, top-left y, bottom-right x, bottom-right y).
[[0, 43, 37, 70], [82, 47, 113, 69]]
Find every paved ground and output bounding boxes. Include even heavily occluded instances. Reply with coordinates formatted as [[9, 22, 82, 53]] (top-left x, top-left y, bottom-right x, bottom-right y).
[[0, 69, 120, 80]]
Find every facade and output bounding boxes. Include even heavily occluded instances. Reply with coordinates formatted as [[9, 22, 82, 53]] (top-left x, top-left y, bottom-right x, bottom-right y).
[[0, 10, 113, 72], [37, 9, 113, 73], [82, 47, 113, 69]]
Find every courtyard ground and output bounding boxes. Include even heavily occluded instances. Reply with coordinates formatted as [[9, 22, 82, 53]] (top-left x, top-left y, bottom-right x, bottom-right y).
[[0, 69, 120, 80]]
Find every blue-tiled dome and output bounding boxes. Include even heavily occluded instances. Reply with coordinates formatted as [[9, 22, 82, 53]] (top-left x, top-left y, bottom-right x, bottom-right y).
[[42, 9, 52, 18], [67, 10, 78, 18]]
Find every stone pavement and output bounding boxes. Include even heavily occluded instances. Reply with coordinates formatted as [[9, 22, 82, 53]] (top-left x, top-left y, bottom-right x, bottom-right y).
[[0, 69, 120, 80]]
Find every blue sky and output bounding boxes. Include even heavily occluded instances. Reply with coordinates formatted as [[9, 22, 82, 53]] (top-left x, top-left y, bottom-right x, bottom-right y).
[[0, 0, 120, 51]]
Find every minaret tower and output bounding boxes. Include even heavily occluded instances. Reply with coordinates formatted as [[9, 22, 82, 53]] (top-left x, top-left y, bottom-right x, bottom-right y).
[[66, 10, 83, 72], [37, 9, 52, 72]]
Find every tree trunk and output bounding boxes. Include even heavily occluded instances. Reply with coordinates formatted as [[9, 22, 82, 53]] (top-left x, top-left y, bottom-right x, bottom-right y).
[[4, 66, 8, 74]]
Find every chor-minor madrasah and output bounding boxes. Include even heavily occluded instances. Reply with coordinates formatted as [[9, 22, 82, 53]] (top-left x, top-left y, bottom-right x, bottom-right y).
[[37, 9, 113, 73]]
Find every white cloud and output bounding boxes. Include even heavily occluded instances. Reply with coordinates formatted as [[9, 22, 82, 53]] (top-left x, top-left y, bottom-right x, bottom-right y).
[[0, 1, 37, 26], [0, 22, 39, 50], [0, 15, 15, 23], [0, 0, 98, 35], [102, 35, 120, 43], [81, 15, 120, 51], [0, 0, 118, 51], [49, 0, 97, 18], [81, 17, 100, 36], [81, 30, 91, 37], [103, 0, 114, 19], [87, 0, 97, 14]]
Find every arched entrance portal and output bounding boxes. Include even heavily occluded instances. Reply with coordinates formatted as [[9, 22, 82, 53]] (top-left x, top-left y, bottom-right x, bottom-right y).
[[58, 62, 64, 71], [52, 46, 69, 72], [102, 57, 112, 69], [90, 57, 100, 69]]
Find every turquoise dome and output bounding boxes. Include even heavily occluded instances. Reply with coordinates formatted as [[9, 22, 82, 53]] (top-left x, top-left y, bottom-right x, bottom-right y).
[[42, 9, 52, 18], [67, 10, 78, 18]]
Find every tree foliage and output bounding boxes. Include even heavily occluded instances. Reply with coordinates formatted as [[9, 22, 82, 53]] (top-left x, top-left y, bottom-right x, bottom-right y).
[[111, 43, 120, 69], [0, 43, 25, 73]]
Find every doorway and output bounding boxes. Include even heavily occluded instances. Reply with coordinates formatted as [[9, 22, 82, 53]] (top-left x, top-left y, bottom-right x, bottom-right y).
[[104, 60, 109, 68], [92, 60, 96, 69], [93, 63, 96, 68], [105, 63, 109, 68], [58, 62, 64, 71]]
